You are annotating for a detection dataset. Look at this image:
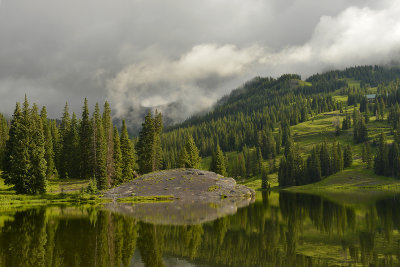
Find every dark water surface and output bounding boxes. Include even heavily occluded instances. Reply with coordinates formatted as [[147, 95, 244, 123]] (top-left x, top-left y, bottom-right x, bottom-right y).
[[1, 192, 400, 266]]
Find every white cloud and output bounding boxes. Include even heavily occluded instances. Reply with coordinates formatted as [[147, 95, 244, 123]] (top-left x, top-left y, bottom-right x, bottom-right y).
[[108, 0, 400, 122]]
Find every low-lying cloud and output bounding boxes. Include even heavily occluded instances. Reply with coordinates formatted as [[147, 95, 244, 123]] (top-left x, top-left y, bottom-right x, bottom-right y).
[[108, 0, 400, 125]]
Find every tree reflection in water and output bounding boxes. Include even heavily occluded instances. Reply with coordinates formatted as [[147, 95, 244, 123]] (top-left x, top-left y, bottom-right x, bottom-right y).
[[0, 192, 400, 266]]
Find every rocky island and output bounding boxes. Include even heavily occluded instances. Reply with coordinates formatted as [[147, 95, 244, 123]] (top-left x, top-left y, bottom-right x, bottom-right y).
[[103, 169, 256, 225]]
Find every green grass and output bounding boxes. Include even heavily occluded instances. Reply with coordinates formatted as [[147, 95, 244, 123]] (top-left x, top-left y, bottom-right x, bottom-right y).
[[0, 176, 107, 207], [241, 104, 400, 199]]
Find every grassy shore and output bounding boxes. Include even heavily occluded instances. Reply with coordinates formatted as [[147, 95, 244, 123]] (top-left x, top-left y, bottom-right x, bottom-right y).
[[0, 176, 108, 207]]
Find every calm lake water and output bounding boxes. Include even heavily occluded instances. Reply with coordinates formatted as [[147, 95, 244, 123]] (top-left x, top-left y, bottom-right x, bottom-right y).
[[1, 192, 400, 266]]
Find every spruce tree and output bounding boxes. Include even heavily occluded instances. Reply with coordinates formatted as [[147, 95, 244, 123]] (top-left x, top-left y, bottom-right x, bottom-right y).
[[261, 166, 269, 189], [79, 98, 93, 179], [40, 107, 55, 178], [92, 103, 107, 189], [112, 127, 123, 185], [0, 113, 9, 170], [136, 112, 155, 174], [392, 142, 400, 178], [307, 147, 321, 183], [3, 102, 29, 193], [182, 135, 201, 169], [365, 143, 372, 169], [66, 113, 80, 178], [59, 102, 71, 178], [49, 120, 60, 177], [211, 144, 226, 176], [120, 120, 135, 181], [102, 101, 114, 186], [4, 97, 47, 194], [178, 146, 189, 168], [153, 111, 163, 171], [343, 144, 353, 168], [374, 133, 387, 175], [29, 103, 47, 194]]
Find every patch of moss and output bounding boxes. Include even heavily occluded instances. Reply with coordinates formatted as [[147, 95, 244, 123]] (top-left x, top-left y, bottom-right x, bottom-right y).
[[208, 185, 220, 192]]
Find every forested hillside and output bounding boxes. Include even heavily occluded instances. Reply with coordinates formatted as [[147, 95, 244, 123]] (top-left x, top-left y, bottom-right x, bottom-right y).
[[160, 65, 400, 187]]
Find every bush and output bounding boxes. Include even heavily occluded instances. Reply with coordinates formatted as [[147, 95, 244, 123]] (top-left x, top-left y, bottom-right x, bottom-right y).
[[86, 178, 98, 194]]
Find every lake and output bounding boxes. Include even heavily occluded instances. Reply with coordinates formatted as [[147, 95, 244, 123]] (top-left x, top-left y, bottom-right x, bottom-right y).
[[0, 191, 399, 266]]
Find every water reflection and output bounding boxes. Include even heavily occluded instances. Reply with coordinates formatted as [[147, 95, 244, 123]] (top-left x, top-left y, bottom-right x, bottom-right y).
[[0, 192, 400, 266]]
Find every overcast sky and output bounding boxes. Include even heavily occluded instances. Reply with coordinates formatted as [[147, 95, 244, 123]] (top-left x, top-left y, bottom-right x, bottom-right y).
[[0, 0, 399, 122]]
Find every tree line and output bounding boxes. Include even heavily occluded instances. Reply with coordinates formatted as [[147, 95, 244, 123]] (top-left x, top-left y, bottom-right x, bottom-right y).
[[1, 96, 167, 194]]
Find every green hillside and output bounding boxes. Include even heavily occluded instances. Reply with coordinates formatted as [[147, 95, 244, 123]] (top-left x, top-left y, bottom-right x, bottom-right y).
[[161, 65, 400, 192]]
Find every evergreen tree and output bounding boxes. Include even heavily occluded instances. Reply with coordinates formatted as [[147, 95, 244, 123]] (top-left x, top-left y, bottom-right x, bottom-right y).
[[102, 101, 114, 186], [181, 135, 201, 169], [0, 113, 9, 170], [120, 120, 135, 181], [49, 120, 60, 177], [79, 98, 93, 179], [261, 166, 269, 189], [29, 103, 47, 194], [391, 142, 400, 178], [137, 112, 155, 174], [4, 97, 47, 194], [66, 113, 80, 178], [307, 147, 321, 183], [59, 103, 71, 178], [343, 144, 353, 168], [178, 146, 189, 168], [153, 111, 163, 171], [40, 107, 55, 178], [92, 103, 107, 190], [3, 103, 27, 191], [374, 133, 387, 175], [210, 144, 226, 176], [112, 127, 123, 185], [235, 152, 246, 178]]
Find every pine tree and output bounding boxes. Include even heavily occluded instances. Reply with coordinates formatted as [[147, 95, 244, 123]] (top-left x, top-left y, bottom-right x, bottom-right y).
[[29, 103, 47, 194], [136, 112, 155, 174], [178, 146, 189, 168], [186, 135, 201, 168], [391, 142, 400, 178], [236, 152, 246, 178], [102, 101, 114, 186], [3, 102, 29, 193], [59, 102, 71, 178], [112, 127, 123, 185], [343, 144, 353, 168], [120, 120, 135, 181], [365, 143, 372, 169], [49, 120, 60, 177], [92, 103, 107, 190], [374, 133, 387, 175], [278, 156, 288, 186], [0, 113, 9, 170], [66, 113, 80, 178], [40, 107, 55, 178], [261, 166, 269, 189], [4, 97, 47, 194], [307, 146, 321, 183], [211, 144, 226, 176], [153, 111, 163, 171], [79, 98, 93, 179]]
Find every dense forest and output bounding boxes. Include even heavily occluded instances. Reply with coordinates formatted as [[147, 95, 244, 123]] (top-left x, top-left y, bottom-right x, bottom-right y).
[[2, 65, 400, 194]]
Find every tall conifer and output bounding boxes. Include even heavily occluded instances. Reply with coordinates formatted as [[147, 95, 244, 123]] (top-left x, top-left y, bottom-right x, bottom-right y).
[[80, 98, 92, 179], [120, 120, 135, 181]]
